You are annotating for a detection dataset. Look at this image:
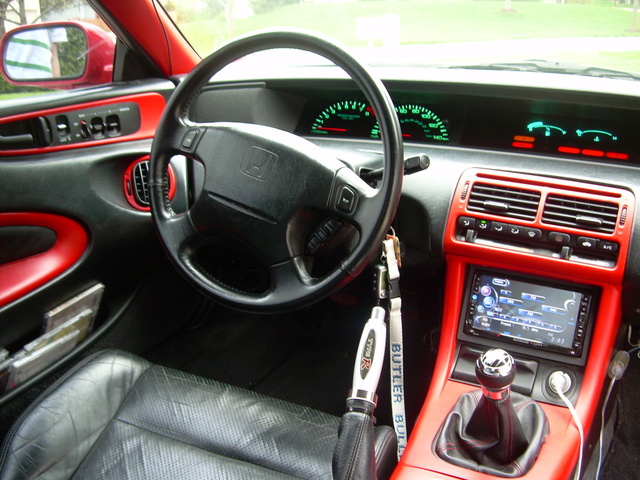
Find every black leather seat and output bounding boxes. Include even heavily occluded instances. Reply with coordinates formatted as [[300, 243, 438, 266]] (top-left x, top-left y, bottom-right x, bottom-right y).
[[0, 350, 397, 479]]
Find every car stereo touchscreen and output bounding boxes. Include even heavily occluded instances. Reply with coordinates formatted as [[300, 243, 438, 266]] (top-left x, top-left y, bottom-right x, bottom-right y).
[[462, 269, 594, 357]]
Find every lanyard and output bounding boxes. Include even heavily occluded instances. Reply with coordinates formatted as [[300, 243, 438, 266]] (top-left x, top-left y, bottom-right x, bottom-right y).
[[380, 234, 407, 458]]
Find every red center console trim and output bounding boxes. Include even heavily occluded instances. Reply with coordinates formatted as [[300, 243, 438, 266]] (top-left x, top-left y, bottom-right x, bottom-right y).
[[394, 256, 622, 480], [394, 168, 629, 479], [0, 213, 88, 308]]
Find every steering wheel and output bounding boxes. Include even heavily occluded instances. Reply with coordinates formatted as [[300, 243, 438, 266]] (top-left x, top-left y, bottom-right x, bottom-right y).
[[149, 30, 403, 313]]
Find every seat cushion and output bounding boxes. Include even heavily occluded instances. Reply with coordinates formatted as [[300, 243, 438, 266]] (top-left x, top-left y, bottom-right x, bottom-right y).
[[0, 350, 396, 479]]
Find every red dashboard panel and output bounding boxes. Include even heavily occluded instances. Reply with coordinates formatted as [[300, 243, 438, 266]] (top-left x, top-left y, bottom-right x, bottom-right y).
[[445, 168, 634, 285], [0, 213, 88, 308], [0, 93, 166, 157]]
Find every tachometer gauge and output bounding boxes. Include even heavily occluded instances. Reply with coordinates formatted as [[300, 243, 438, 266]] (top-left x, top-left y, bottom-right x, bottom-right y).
[[310, 100, 377, 137], [372, 104, 450, 143]]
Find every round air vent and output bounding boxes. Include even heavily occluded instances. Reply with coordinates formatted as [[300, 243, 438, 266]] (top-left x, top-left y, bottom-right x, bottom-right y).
[[123, 156, 176, 211]]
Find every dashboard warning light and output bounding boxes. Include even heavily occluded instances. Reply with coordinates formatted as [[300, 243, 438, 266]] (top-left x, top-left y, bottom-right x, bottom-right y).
[[582, 149, 605, 157], [514, 135, 535, 143], [512, 141, 534, 149], [606, 152, 629, 160], [558, 146, 580, 155]]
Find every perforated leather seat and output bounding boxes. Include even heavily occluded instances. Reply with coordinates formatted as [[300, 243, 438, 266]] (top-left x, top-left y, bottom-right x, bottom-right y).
[[0, 350, 397, 479]]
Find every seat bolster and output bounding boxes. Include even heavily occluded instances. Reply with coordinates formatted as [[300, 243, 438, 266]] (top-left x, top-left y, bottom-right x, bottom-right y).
[[374, 426, 398, 480], [0, 350, 151, 480]]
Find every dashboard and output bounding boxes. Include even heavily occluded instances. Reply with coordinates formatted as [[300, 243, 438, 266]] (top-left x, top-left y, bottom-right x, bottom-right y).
[[290, 82, 640, 163], [192, 68, 640, 326]]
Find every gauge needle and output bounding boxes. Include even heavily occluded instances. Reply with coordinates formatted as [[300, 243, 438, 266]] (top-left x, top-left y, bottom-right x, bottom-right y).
[[316, 127, 347, 132]]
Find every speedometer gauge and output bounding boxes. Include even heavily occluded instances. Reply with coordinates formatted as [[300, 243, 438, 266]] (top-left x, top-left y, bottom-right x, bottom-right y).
[[310, 100, 377, 137], [372, 104, 450, 143]]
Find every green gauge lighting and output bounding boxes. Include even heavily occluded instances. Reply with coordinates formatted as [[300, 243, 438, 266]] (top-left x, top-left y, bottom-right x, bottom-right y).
[[576, 129, 618, 142], [311, 100, 375, 137], [371, 104, 450, 142], [526, 121, 567, 137]]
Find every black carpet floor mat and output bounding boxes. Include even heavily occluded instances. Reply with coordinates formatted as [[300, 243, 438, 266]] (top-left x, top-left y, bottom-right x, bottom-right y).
[[143, 278, 440, 432]]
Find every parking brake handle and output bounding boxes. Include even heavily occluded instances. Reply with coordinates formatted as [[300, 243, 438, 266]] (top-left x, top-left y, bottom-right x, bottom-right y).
[[332, 306, 394, 480]]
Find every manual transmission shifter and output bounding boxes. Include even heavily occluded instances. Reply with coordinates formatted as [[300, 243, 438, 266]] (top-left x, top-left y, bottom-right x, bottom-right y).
[[434, 349, 549, 477], [476, 348, 516, 399]]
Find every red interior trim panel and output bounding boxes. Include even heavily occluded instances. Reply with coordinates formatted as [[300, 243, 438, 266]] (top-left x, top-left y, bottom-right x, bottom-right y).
[[392, 168, 633, 480], [445, 168, 634, 285], [0, 93, 165, 156], [0, 213, 88, 308]]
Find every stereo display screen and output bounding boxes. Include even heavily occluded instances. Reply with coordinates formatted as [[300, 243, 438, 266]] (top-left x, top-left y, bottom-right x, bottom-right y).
[[463, 271, 593, 357]]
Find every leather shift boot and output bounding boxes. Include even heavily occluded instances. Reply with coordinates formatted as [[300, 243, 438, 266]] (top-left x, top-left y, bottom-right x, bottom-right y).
[[433, 389, 549, 477]]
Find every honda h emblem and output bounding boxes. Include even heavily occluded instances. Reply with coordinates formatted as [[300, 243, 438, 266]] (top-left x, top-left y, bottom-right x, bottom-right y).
[[241, 147, 277, 180]]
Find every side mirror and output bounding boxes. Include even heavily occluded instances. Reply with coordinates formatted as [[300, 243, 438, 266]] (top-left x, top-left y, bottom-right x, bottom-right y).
[[0, 21, 115, 90]]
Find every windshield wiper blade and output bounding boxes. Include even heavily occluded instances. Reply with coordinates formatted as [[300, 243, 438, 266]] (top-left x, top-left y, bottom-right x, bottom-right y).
[[457, 59, 640, 81]]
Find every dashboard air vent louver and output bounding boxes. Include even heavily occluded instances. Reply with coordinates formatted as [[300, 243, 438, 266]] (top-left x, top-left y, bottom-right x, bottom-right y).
[[132, 160, 150, 207], [467, 183, 541, 220], [542, 194, 619, 234]]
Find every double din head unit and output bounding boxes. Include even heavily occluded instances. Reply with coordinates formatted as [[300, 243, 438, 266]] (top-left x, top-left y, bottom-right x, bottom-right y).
[[460, 268, 597, 363]]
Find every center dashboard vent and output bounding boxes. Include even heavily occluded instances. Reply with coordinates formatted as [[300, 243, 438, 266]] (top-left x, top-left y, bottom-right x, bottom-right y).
[[542, 194, 619, 234], [467, 183, 541, 221]]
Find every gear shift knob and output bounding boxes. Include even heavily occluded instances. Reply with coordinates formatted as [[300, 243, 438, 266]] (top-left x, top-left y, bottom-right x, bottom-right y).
[[475, 348, 516, 400]]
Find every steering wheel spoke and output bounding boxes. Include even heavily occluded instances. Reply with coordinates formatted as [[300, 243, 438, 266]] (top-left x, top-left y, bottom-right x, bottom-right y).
[[155, 210, 199, 255]]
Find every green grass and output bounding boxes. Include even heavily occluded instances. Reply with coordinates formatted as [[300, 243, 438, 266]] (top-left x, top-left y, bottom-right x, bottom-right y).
[[182, 1, 640, 54]]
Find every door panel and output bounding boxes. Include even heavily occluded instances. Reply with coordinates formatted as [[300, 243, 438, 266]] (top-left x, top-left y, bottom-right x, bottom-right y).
[[0, 80, 189, 399]]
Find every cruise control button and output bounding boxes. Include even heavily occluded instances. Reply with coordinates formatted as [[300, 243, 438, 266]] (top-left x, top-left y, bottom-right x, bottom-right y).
[[306, 235, 323, 254], [577, 236, 597, 250], [548, 231, 571, 245], [336, 186, 357, 213], [322, 218, 342, 237], [181, 129, 200, 150]]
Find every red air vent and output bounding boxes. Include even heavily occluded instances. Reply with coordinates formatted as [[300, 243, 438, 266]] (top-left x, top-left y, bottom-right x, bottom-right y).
[[467, 182, 541, 221], [124, 156, 176, 211], [542, 194, 619, 234]]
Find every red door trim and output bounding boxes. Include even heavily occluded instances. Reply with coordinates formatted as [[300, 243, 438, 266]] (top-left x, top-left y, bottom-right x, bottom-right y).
[[0, 213, 88, 308]]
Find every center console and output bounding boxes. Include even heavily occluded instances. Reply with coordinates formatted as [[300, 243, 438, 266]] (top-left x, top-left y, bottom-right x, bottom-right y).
[[393, 168, 635, 480]]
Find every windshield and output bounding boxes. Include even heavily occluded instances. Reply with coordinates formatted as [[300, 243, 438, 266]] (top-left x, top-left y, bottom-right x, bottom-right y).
[[161, 0, 640, 76]]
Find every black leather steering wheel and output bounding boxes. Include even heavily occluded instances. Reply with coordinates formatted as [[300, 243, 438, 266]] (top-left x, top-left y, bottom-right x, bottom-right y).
[[149, 30, 403, 313]]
